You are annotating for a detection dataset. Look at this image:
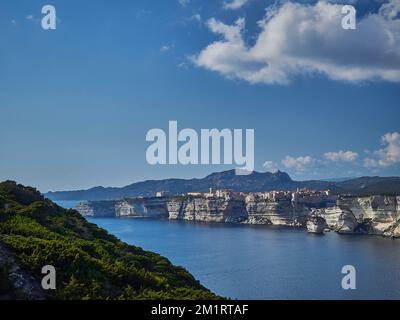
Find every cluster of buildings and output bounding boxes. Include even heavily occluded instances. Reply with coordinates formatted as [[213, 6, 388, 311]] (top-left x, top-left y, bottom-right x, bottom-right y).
[[156, 188, 337, 206], [186, 189, 243, 200], [243, 189, 337, 207]]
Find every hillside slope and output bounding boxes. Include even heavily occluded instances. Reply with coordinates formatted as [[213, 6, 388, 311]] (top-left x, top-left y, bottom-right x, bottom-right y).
[[0, 181, 218, 300]]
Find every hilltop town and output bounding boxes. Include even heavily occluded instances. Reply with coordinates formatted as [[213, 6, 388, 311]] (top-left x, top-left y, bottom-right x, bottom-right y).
[[181, 188, 337, 207], [77, 187, 400, 238]]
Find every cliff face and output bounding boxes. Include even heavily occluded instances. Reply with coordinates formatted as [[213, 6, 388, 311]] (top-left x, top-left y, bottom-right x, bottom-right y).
[[244, 194, 309, 226], [307, 216, 327, 234], [320, 196, 400, 237], [77, 196, 249, 223], [76, 201, 116, 217], [76, 195, 400, 238], [115, 198, 169, 219], [167, 197, 248, 223], [76, 195, 309, 226]]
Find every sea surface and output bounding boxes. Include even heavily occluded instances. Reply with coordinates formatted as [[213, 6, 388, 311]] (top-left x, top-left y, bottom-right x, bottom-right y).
[[57, 200, 400, 300]]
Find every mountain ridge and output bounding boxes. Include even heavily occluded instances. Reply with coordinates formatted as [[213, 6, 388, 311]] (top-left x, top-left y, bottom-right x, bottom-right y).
[[45, 170, 400, 201]]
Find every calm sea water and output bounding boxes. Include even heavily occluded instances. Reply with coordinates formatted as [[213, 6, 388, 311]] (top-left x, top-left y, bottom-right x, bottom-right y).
[[56, 201, 400, 300]]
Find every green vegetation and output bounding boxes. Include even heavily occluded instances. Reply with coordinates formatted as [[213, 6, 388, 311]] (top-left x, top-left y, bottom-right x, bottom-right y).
[[0, 181, 218, 300]]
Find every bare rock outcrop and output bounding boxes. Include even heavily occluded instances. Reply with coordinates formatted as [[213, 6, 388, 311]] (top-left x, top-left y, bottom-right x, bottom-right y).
[[244, 194, 309, 226], [0, 243, 46, 300]]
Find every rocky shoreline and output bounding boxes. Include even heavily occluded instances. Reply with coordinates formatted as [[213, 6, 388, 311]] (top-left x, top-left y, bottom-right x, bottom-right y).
[[76, 191, 400, 238]]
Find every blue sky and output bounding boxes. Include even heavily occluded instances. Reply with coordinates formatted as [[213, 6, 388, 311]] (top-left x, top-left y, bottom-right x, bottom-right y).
[[0, 0, 399, 191]]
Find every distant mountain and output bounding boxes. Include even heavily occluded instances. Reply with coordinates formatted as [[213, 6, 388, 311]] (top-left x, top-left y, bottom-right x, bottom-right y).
[[321, 177, 355, 182], [333, 176, 400, 196], [45, 170, 400, 201]]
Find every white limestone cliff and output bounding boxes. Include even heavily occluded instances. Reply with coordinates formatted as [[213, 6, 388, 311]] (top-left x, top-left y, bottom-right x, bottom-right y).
[[307, 215, 327, 234], [76, 194, 400, 238]]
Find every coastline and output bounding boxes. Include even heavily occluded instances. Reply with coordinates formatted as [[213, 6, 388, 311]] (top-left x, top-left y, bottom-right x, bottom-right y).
[[72, 191, 400, 239]]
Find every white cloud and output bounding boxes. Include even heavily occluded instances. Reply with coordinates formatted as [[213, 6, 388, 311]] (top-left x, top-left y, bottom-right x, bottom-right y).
[[179, 0, 190, 7], [282, 156, 315, 171], [178, 61, 189, 69], [265, 132, 400, 176], [160, 45, 173, 52], [324, 150, 359, 161], [380, 0, 400, 19], [191, 14, 202, 23], [26, 15, 34, 20], [223, 0, 248, 10], [194, 0, 400, 84], [364, 132, 400, 168], [263, 160, 279, 172], [364, 158, 378, 168]]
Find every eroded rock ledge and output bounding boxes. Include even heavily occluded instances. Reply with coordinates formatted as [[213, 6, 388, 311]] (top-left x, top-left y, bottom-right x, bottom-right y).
[[76, 190, 400, 238]]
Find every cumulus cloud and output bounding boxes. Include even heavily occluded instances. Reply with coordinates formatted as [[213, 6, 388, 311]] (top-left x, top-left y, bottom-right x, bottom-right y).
[[324, 150, 359, 161], [193, 0, 400, 84], [263, 160, 279, 172], [364, 132, 400, 167], [223, 0, 248, 10], [264, 132, 400, 177], [282, 156, 315, 171]]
